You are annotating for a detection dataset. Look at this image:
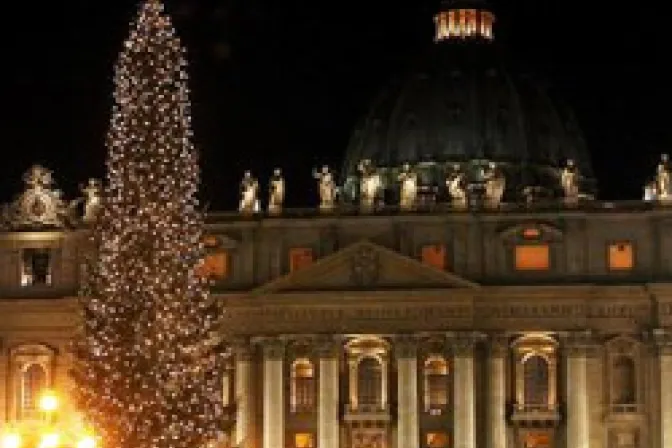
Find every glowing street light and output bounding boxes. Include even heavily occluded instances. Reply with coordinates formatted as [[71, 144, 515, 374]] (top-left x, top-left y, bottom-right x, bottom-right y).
[[1, 433, 21, 448], [39, 391, 59, 413]]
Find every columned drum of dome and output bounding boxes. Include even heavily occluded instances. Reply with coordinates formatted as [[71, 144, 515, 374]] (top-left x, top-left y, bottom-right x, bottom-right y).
[[341, 0, 595, 204]]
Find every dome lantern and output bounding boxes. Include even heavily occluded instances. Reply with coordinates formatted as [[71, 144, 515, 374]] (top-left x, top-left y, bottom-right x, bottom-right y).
[[434, 0, 495, 42]]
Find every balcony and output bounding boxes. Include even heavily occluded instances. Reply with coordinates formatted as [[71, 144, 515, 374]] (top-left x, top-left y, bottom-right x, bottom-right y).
[[344, 403, 391, 423], [606, 404, 645, 423], [511, 404, 561, 426]]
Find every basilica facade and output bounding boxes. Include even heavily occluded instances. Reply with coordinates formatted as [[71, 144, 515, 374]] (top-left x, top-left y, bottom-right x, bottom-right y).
[[1, 1, 671, 448]]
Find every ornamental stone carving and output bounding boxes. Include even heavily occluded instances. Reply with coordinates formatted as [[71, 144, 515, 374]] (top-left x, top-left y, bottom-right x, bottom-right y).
[[349, 245, 380, 287], [5, 165, 74, 229]]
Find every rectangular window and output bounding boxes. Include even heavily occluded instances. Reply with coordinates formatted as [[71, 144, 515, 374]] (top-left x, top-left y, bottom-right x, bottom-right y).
[[196, 252, 229, 280], [514, 245, 550, 271], [421, 244, 446, 270], [289, 248, 314, 273], [21, 249, 52, 287], [523, 431, 551, 448], [426, 432, 449, 448], [294, 433, 314, 448], [608, 242, 634, 271]]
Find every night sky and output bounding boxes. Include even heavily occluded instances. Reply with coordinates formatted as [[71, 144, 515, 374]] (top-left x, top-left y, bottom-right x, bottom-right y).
[[1, 1, 669, 210]]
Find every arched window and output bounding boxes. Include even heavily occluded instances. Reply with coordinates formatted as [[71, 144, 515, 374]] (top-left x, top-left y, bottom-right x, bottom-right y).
[[424, 356, 449, 412], [357, 357, 382, 407], [21, 363, 47, 418], [612, 356, 636, 405], [523, 355, 549, 407], [290, 358, 315, 412]]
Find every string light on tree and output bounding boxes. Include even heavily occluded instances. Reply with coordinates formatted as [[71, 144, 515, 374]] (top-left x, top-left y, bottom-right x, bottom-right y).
[[72, 1, 224, 448]]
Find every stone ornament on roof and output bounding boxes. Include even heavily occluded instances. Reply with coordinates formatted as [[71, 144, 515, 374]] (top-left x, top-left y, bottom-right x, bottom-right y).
[[4, 165, 75, 229]]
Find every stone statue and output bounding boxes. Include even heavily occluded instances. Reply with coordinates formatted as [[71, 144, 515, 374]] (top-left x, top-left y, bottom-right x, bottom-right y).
[[268, 168, 284, 215], [656, 153, 671, 203], [313, 165, 337, 211], [484, 162, 505, 208], [560, 159, 580, 204], [81, 178, 102, 223], [446, 164, 467, 209], [397, 162, 418, 211], [358, 159, 382, 211], [239, 171, 260, 214]]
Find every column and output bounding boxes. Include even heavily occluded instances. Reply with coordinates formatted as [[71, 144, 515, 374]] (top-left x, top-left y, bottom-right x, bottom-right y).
[[318, 338, 340, 448], [234, 340, 255, 448], [564, 331, 590, 448], [487, 335, 507, 448], [262, 339, 285, 448], [396, 336, 419, 448], [452, 333, 479, 448], [654, 329, 672, 448]]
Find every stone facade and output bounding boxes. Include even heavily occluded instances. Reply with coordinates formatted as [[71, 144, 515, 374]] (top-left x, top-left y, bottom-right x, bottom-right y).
[[2, 207, 672, 448]]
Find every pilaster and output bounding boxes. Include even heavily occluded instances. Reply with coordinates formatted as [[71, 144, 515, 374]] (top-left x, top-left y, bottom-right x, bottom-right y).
[[260, 338, 285, 448], [449, 332, 482, 448], [562, 330, 592, 448], [395, 336, 419, 448], [653, 328, 672, 448], [317, 336, 340, 448], [487, 334, 508, 448]]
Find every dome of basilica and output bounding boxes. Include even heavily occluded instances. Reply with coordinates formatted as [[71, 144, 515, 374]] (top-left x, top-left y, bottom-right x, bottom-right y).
[[341, 0, 595, 202]]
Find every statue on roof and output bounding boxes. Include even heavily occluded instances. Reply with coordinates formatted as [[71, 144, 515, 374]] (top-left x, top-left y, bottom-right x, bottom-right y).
[[6, 165, 72, 228], [446, 164, 467, 209], [398, 162, 418, 211], [358, 159, 383, 211], [239, 171, 260, 214], [484, 161, 505, 208], [268, 168, 284, 215], [560, 159, 580, 205], [656, 153, 671, 203], [313, 165, 337, 211], [81, 178, 102, 223]]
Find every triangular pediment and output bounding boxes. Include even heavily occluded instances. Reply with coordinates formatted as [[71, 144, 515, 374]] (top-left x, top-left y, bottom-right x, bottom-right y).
[[250, 240, 479, 295]]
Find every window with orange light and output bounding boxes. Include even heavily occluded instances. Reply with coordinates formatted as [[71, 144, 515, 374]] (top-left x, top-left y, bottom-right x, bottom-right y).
[[289, 248, 314, 273], [421, 244, 446, 271], [294, 433, 314, 448], [426, 432, 449, 448], [514, 245, 550, 271], [523, 431, 551, 448], [196, 252, 229, 280], [522, 227, 541, 239], [608, 242, 634, 271]]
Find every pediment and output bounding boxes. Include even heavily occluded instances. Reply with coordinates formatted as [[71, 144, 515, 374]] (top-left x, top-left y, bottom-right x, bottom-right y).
[[250, 240, 478, 295]]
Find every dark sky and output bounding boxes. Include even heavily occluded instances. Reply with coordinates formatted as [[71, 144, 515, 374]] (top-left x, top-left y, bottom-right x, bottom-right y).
[[1, 0, 669, 209]]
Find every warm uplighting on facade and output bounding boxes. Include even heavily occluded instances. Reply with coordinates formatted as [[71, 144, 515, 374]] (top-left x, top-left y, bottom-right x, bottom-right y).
[[434, 8, 495, 41], [39, 433, 60, 448], [1, 433, 21, 448], [76, 435, 96, 448]]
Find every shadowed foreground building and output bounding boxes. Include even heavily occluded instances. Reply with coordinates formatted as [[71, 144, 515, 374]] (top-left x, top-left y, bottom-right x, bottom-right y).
[[1, 1, 671, 448]]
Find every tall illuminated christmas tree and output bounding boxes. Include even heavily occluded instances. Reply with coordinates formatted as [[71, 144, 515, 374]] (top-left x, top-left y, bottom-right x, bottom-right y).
[[73, 1, 224, 448]]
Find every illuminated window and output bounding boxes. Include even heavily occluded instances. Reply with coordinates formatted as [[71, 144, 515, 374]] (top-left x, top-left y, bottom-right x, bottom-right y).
[[290, 358, 315, 412], [421, 245, 446, 270], [424, 356, 449, 412], [523, 355, 549, 407], [294, 433, 314, 448], [426, 432, 449, 448], [608, 242, 634, 271], [357, 357, 382, 407], [196, 252, 229, 280], [289, 248, 314, 273], [21, 248, 52, 287], [523, 432, 551, 448], [515, 245, 550, 271], [20, 363, 47, 419]]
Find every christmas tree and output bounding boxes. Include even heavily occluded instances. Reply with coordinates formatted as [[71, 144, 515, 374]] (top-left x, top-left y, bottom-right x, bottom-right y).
[[73, 1, 224, 448]]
